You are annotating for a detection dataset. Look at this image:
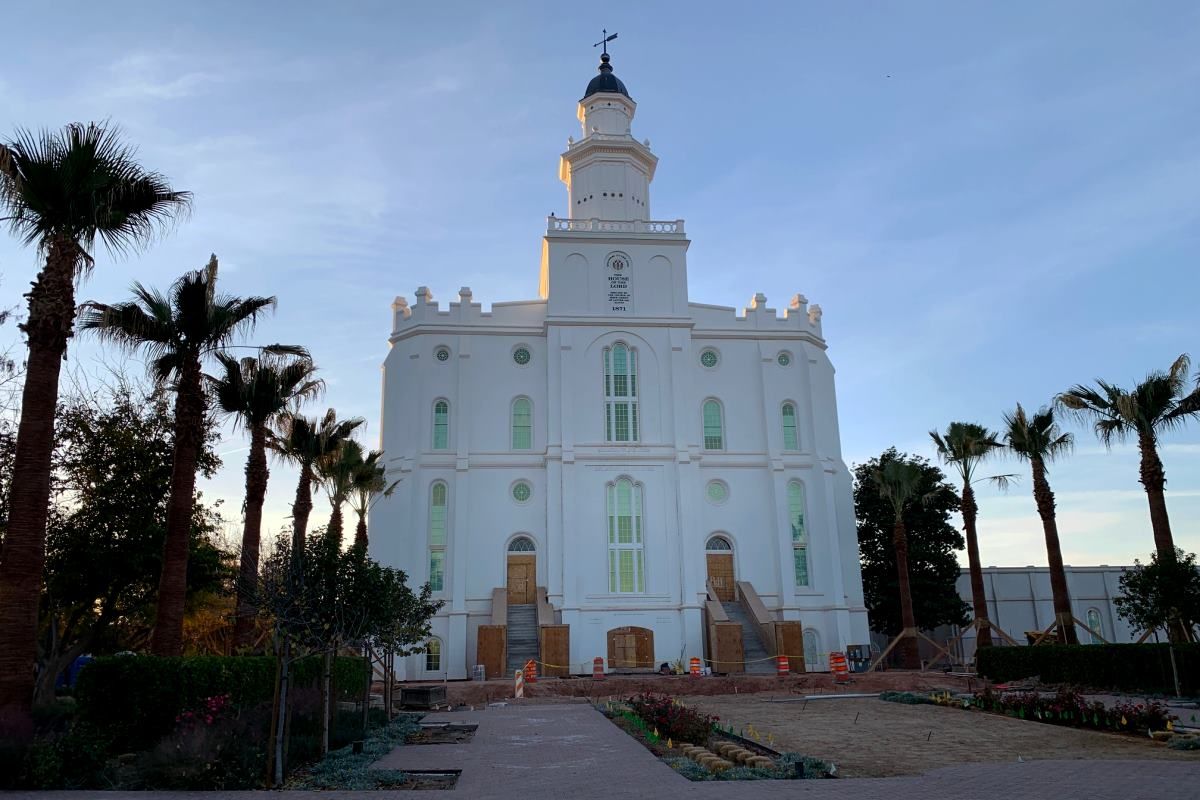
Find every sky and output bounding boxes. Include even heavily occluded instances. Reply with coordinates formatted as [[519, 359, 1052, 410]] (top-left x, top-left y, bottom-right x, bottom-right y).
[[1, 1, 1197, 568]]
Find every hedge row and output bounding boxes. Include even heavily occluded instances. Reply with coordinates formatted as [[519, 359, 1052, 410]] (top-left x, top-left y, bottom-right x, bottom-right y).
[[976, 643, 1198, 696], [75, 655, 369, 751]]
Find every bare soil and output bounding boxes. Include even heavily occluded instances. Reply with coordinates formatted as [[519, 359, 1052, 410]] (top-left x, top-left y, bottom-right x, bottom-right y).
[[407, 669, 973, 707], [679, 694, 1198, 778]]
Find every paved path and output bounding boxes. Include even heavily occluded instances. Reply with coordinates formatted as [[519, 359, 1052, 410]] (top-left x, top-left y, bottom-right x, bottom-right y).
[[370, 701, 1199, 799], [15, 701, 1198, 799]]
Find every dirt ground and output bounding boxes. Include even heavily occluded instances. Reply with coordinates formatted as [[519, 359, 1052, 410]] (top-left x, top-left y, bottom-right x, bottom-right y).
[[679, 694, 1198, 778], [417, 669, 973, 707]]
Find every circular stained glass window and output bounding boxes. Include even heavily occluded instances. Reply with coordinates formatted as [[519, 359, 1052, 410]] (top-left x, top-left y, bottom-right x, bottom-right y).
[[435, 347, 450, 362], [777, 352, 791, 367], [512, 482, 532, 503], [700, 349, 719, 369], [706, 480, 728, 504], [513, 347, 531, 365]]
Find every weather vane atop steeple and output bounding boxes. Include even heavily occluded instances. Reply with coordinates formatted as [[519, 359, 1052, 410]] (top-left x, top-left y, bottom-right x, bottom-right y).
[[593, 29, 618, 56]]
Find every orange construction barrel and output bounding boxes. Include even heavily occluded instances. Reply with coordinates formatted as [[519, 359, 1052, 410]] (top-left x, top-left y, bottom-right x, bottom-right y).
[[776, 655, 790, 676], [524, 659, 538, 684], [689, 657, 701, 676], [829, 651, 849, 683], [592, 657, 605, 680]]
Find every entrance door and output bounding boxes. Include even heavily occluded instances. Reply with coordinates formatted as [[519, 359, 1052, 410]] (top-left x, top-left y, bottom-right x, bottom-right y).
[[705, 535, 735, 601], [506, 536, 537, 604]]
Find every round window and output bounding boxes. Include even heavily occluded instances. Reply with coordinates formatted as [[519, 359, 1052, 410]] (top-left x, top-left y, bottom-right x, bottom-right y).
[[513, 347, 531, 365], [700, 349, 719, 369], [435, 347, 451, 362], [706, 480, 729, 504], [777, 352, 791, 367], [512, 481, 532, 503]]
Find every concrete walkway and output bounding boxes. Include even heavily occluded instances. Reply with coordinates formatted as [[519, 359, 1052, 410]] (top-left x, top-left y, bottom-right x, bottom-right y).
[[370, 701, 1199, 799]]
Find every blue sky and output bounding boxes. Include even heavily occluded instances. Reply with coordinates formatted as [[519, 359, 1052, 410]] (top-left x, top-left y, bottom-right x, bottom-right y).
[[1, 1, 1197, 567]]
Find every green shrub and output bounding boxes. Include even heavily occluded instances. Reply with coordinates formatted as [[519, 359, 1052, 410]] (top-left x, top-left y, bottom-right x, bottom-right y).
[[75, 655, 368, 752], [1168, 736, 1200, 751], [879, 690, 936, 705], [976, 643, 1199, 695]]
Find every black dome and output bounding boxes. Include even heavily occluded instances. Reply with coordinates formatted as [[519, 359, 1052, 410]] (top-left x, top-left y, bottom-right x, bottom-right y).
[[583, 53, 630, 100]]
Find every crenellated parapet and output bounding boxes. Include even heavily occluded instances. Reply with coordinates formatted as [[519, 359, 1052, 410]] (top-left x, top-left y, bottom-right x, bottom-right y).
[[389, 286, 547, 338], [688, 292, 824, 339]]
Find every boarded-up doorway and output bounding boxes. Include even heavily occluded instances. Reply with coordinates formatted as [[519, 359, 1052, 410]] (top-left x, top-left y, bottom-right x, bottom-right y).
[[706, 535, 734, 601], [607, 626, 654, 669], [506, 536, 536, 605]]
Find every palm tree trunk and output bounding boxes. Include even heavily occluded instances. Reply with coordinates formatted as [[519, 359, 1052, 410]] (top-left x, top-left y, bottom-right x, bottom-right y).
[[1031, 458, 1077, 644], [892, 519, 920, 669], [150, 359, 206, 656], [961, 483, 993, 648], [327, 501, 344, 548], [1136, 432, 1188, 642], [1136, 433, 1176, 562], [354, 513, 368, 549], [0, 237, 80, 737], [234, 424, 270, 651], [291, 462, 314, 558]]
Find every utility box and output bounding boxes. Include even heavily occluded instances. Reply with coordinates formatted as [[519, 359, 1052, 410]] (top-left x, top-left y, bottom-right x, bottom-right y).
[[400, 684, 448, 710], [846, 645, 871, 673]]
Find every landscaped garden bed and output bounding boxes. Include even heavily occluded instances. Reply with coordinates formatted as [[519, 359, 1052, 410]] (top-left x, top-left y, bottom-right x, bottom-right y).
[[600, 693, 836, 780], [286, 714, 458, 790], [880, 686, 1198, 750]]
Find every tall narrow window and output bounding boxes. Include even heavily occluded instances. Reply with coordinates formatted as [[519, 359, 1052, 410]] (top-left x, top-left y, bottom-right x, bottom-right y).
[[702, 399, 724, 450], [432, 400, 449, 450], [781, 402, 798, 450], [511, 397, 532, 450], [425, 638, 442, 672], [603, 343, 639, 442], [788, 480, 809, 587], [428, 482, 447, 592], [1086, 608, 1103, 644], [607, 478, 645, 593]]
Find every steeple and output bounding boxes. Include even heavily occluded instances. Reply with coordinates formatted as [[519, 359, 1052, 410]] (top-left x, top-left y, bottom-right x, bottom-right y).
[[559, 46, 658, 221]]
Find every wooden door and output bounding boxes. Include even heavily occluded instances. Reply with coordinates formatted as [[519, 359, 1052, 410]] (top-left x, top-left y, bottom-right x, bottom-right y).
[[607, 626, 654, 668], [706, 553, 735, 601], [506, 555, 535, 604]]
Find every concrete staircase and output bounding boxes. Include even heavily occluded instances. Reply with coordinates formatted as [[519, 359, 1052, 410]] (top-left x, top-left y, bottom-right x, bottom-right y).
[[722, 601, 775, 674], [506, 603, 539, 674]]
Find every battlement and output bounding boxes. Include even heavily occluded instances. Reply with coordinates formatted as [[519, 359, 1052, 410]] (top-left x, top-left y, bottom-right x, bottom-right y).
[[690, 292, 824, 338], [390, 286, 546, 337]]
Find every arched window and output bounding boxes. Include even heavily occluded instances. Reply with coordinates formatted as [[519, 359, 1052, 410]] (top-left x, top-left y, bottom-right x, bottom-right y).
[[702, 399, 724, 450], [511, 397, 532, 450], [607, 478, 645, 593], [803, 629, 821, 671], [781, 402, 798, 450], [508, 535, 536, 552], [788, 481, 809, 587], [706, 535, 732, 551], [1086, 608, 1104, 644], [425, 638, 442, 672], [603, 343, 639, 442], [432, 400, 450, 450], [428, 482, 448, 592]]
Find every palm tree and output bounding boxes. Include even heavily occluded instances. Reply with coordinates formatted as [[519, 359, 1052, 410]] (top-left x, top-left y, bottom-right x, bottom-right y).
[[1057, 354, 1200, 641], [273, 409, 363, 561], [930, 422, 1009, 649], [348, 448, 398, 548], [874, 459, 929, 669], [317, 439, 365, 548], [1003, 404, 1077, 644], [210, 353, 322, 651], [79, 256, 301, 656], [0, 123, 189, 733]]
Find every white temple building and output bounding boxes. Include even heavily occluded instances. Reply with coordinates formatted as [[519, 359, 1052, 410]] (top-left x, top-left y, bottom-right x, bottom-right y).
[[371, 50, 871, 680]]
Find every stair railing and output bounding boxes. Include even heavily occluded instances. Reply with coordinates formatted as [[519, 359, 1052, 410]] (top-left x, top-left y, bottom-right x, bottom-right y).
[[736, 580, 779, 657]]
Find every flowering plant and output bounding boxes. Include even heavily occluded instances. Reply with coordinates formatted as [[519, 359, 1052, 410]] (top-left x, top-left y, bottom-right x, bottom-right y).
[[972, 687, 1174, 733], [626, 694, 718, 744], [175, 694, 233, 729]]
